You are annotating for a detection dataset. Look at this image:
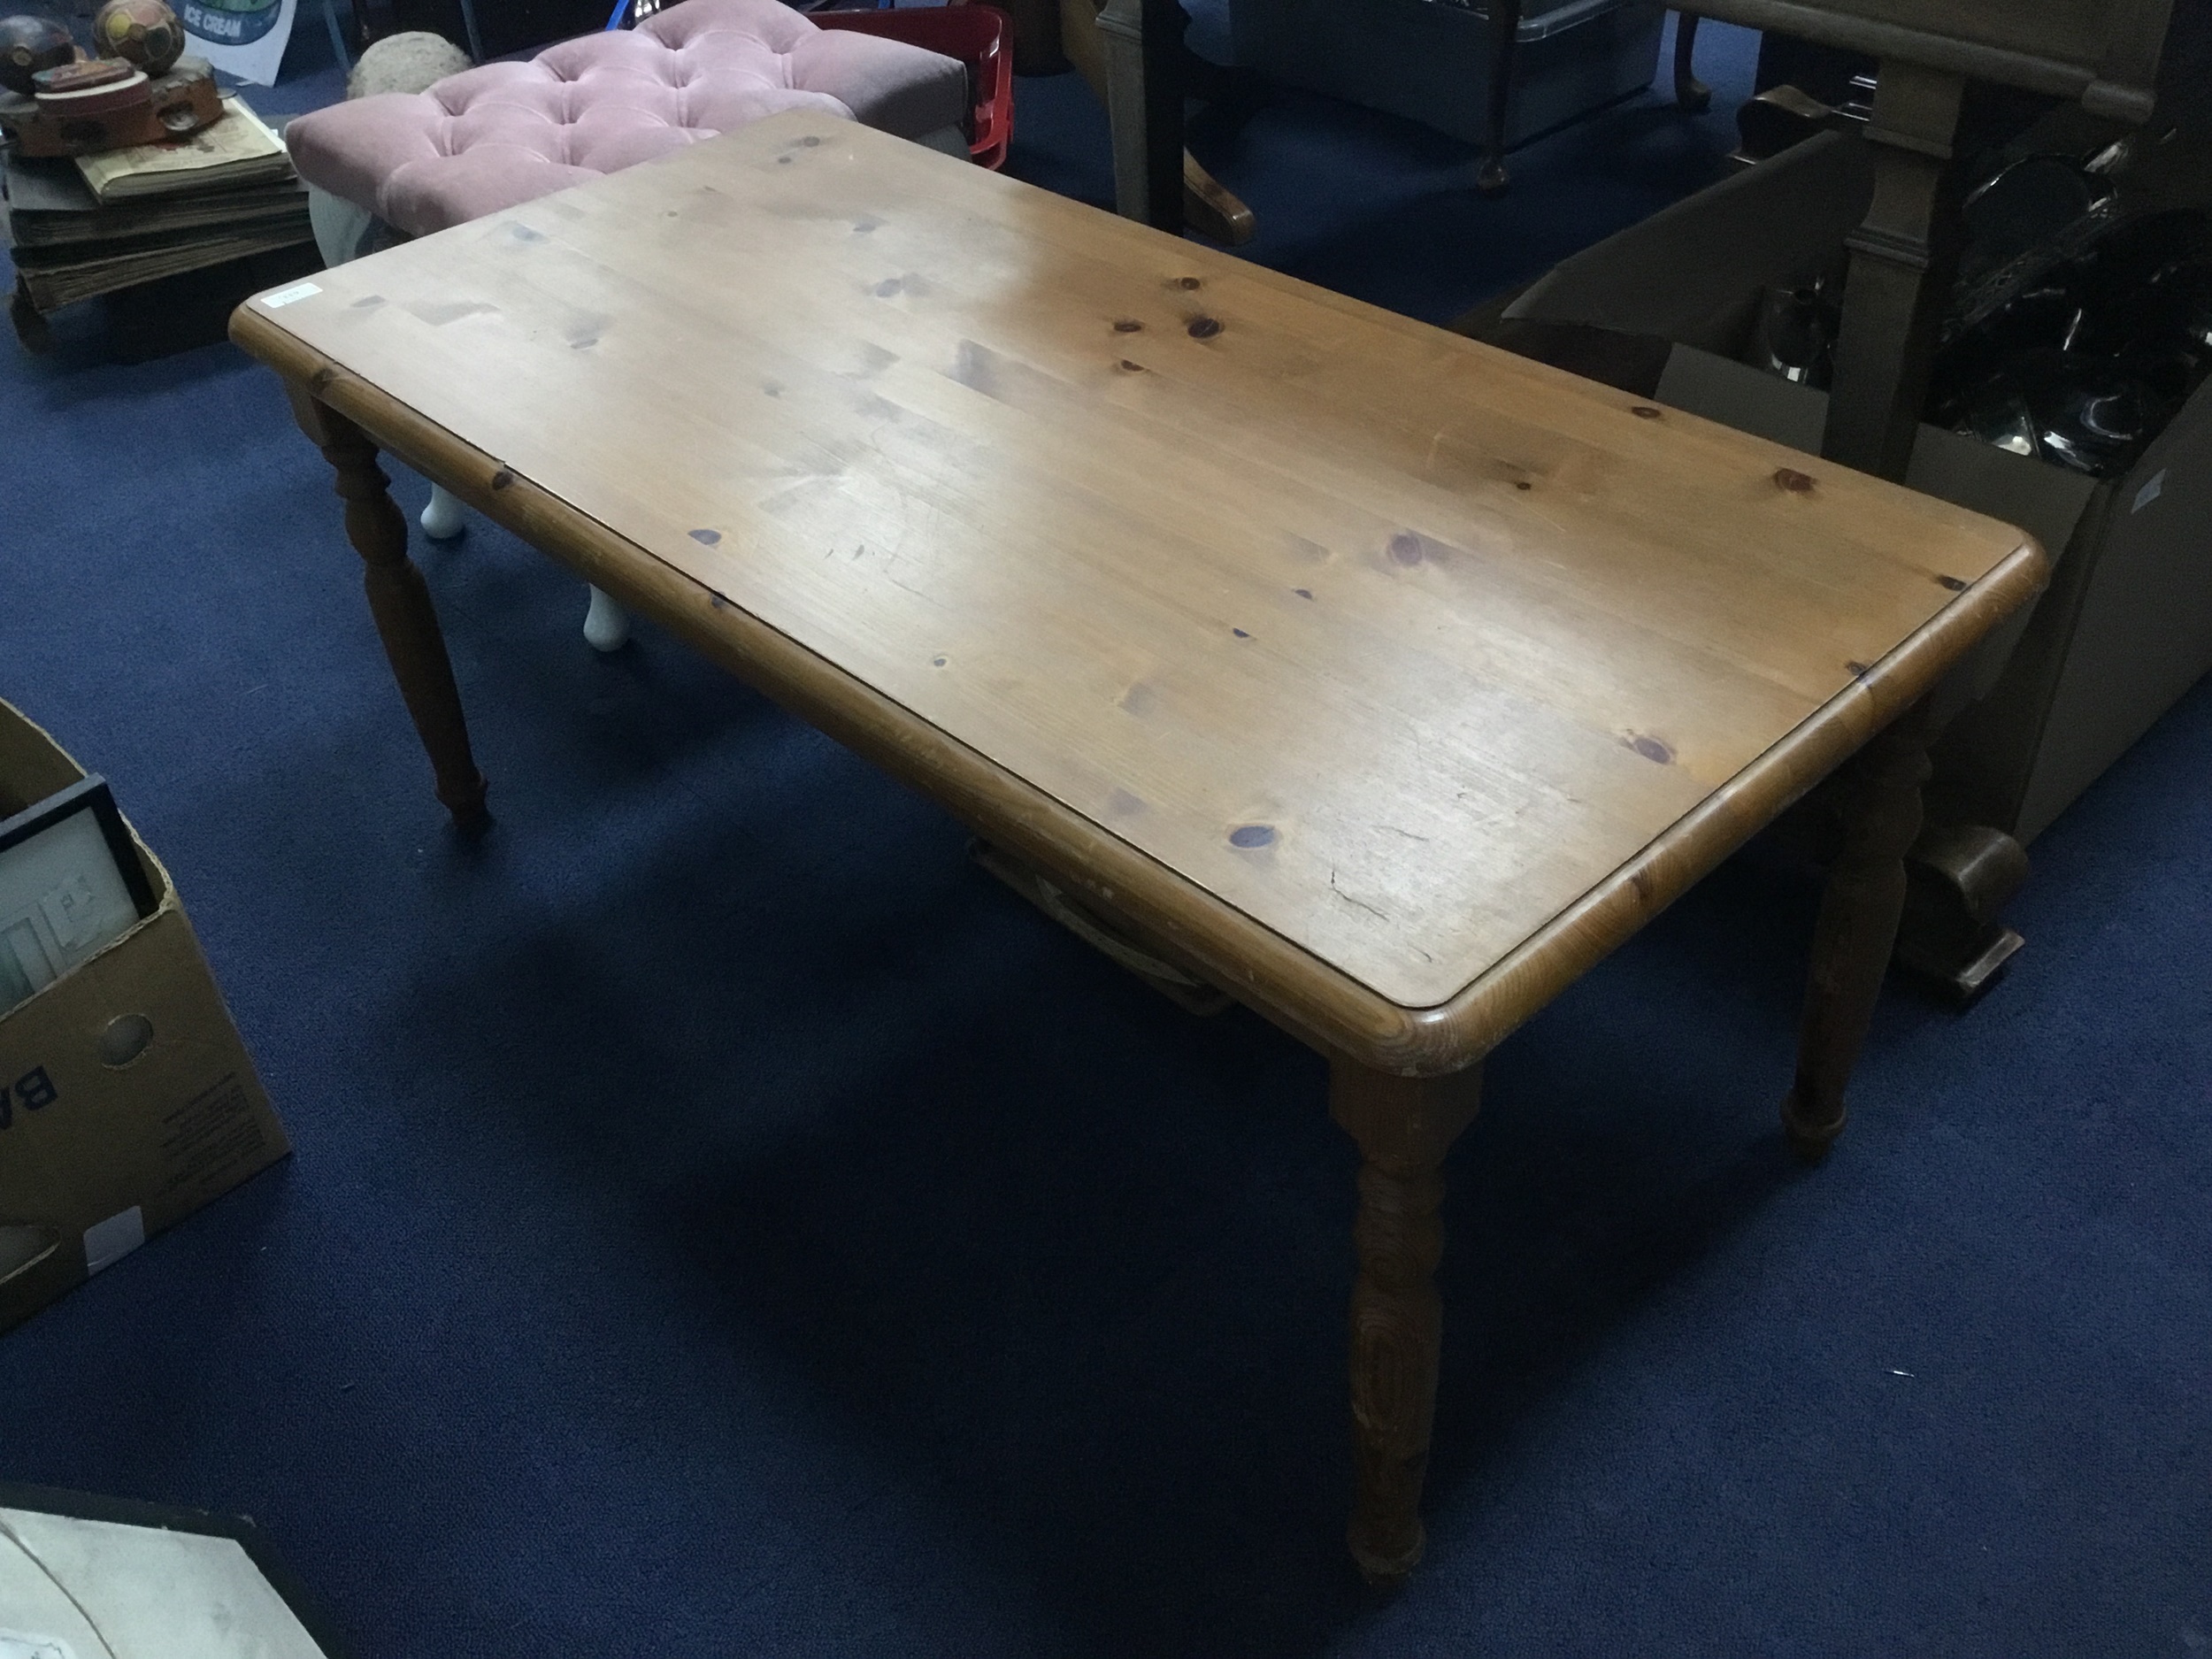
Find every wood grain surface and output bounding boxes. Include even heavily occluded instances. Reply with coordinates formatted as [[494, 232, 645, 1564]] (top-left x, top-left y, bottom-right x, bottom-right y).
[[233, 111, 2045, 1066]]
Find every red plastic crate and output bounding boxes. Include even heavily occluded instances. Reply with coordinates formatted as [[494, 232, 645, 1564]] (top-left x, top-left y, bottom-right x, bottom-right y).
[[813, 4, 1013, 170]]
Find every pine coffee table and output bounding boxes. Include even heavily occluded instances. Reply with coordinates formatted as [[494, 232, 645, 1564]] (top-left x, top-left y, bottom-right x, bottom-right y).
[[232, 111, 2047, 1585]]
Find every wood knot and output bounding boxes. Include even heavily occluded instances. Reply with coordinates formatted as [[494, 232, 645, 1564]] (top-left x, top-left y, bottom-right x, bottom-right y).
[[1935, 573, 1970, 592], [310, 365, 337, 389], [1187, 317, 1223, 339], [1624, 733, 1674, 764], [1846, 660, 1871, 678], [1228, 824, 1276, 849], [1176, 276, 1202, 289], [1513, 480, 1532, 490], [1113, 319, 1143, 333], [1774, 467, 1815, 493], [1630, 405, 1662, 419], [688, 528, 721, 545], [491, 468, 515, 490], [1118, 359, 1145, 373]]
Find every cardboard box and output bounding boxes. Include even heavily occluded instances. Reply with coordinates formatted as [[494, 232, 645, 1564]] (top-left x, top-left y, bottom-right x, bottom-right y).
[[0, 698, 288, 1333]]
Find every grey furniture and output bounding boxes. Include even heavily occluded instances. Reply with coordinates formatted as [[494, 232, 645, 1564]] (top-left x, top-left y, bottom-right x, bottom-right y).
[[1672, 0, 2176, 479], [1225, 0, 1669, 188], [1478, 109, 2210, 997]]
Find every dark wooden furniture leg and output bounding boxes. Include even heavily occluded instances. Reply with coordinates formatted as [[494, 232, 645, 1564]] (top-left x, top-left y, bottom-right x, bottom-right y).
[[287, 383, 490, 830], [1331, 1058, 1483, 1585], [1817, 62, 2035, 997], [1096, 0, 1185, 233], [1781, 702, 1933, 1163], [1477, 0, 1523, 197], [1819, 60, 1966, 480], [1896, 824, 2028, 1002], [1673, 12, 1709, 111]]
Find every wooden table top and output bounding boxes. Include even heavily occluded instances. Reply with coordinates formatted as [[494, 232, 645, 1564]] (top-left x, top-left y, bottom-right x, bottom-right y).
[[234, 111, 2045, 1072]]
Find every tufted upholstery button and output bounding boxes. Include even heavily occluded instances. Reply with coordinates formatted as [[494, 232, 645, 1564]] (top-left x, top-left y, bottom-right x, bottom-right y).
[[285, 0, 966, 237]]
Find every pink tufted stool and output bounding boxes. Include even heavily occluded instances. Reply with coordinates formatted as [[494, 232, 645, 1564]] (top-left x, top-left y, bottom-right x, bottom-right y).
[[288, 0, 969, 237], [286, 0, 969, 649]]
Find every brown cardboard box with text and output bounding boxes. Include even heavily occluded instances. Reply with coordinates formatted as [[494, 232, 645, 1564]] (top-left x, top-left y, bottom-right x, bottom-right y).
[[0, 698, 288, 1333]]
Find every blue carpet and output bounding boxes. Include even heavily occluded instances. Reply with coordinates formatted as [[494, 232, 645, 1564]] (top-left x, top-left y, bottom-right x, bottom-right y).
[[3, 13, 2208, 1655]]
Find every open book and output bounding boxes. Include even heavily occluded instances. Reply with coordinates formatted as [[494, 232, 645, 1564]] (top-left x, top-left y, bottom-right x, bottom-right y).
[[74, 97, 292, 204]]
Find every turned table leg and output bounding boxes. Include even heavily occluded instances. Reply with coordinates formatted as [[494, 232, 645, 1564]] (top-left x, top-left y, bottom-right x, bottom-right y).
[[1781, 701, 1933, 1162], [287, 384, 490, 830], [1330, 1058, 1483, 1586]]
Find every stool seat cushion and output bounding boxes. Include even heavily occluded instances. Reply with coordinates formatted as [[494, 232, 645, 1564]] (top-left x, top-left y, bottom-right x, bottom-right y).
[[286, 0, 966, 237]]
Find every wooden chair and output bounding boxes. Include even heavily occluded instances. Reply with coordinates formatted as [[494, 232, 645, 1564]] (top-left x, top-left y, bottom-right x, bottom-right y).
[[1051, 0, 1256, 243]]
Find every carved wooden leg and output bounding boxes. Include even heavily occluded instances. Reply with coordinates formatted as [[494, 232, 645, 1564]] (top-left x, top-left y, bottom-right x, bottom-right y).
[[1781, 702, 1933, 1162], [1477, 0, 1523, 197], [287, 383, 489, 830], [1180, 154, 1256, 248], [1330, 1058, 1483, 1586], [1672, 12, 1709, 113]]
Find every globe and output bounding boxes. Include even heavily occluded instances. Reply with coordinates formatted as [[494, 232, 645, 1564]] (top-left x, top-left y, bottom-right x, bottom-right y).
[[92, 0, 184, 74], [0, 14, 76, 95]]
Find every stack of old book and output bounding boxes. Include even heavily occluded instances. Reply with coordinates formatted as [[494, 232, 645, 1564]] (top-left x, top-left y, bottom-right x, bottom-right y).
[[4, 96, 310, 318]]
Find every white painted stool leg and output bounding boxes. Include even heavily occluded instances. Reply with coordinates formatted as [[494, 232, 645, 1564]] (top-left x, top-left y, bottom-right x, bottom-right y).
[[420, 483, 466, 541], [582, 586, 631, 652]]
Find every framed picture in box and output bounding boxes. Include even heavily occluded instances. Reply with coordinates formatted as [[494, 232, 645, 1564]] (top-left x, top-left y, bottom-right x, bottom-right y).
[[0, 775, 159, 1018]]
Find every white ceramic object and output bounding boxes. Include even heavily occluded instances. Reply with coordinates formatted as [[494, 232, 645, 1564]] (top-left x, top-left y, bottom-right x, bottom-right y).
[[582, 586, 631, 653], [419, 482, 466, 541]]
